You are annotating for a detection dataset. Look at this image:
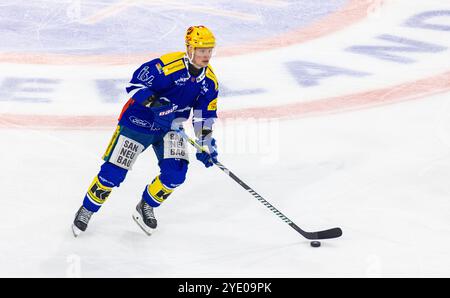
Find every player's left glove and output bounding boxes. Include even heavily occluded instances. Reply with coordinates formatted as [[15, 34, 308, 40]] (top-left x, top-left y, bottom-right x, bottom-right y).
[[148, 97, 177, 131], [196, 129, 218, 168]]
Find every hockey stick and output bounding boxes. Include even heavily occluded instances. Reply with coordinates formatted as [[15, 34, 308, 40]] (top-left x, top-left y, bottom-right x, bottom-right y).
[[176, 129, 342, 240]]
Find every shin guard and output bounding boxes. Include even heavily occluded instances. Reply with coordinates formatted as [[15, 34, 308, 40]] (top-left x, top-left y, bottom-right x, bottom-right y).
[[83, 176, 113, 212], [142, 175, 174, 207]]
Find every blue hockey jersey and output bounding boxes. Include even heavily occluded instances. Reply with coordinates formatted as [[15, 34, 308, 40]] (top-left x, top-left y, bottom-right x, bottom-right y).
[[118, 52, 219, 134]]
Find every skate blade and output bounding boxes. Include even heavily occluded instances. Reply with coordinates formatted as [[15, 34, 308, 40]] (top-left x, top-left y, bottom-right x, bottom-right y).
[[72, 224, 82, 238], [132, 211, 155, 236]]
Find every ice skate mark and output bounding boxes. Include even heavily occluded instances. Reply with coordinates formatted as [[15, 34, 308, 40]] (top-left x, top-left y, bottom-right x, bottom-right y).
[[139, 1, 262, 22], [219, 0, 380, 56], [242, 0, 289, 7], [83, 0, 260, 24], [81, 0, 137, 25], [0, 0, 373, 64]]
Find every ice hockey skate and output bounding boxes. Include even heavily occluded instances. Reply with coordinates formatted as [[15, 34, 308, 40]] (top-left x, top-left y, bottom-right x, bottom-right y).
[[72, 206, 94, 237], [132, 199, 157, 236]]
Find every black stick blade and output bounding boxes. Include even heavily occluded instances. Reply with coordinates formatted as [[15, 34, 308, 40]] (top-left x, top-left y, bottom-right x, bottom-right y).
[[290, 223, 343, 240], [313, 227, 343, 240]]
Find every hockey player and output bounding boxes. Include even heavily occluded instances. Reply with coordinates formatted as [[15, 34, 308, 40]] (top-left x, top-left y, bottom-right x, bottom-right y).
[[72, 25, 219, 237]]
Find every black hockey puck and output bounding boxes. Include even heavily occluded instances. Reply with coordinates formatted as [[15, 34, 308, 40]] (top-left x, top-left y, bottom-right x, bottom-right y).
[[310, 241, 321, 247]]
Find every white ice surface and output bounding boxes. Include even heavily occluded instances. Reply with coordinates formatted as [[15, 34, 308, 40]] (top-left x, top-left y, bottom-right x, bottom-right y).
[[0, 0, 449, 277], [1, 92, 450, 277]]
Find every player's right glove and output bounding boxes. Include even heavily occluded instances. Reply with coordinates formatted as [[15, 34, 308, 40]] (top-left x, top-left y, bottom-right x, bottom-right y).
[[196, 129, 218, 168]]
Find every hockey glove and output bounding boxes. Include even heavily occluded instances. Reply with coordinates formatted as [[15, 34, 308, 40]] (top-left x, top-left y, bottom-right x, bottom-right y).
[[196, 133, 218, 168], [149, 97, 176, 131]]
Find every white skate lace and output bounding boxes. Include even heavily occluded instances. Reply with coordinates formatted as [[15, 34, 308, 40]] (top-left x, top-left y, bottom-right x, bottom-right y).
[[142, 202, 156, 220], [78, 207, 93, 224]]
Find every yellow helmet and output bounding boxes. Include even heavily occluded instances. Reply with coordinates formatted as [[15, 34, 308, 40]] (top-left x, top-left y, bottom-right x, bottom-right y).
[[185, 25, 216, 48]]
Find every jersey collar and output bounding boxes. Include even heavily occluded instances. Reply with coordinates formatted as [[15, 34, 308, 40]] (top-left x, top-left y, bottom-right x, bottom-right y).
[[183, 55, 206, 83]]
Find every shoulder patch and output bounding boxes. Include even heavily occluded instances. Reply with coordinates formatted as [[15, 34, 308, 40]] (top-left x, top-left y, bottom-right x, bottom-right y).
[[207, 98, 217, 111], [155, 63, 163, 74], [206, 65, 218, 91], [162, 59, 186, 76], [159, 52, 185, 65]]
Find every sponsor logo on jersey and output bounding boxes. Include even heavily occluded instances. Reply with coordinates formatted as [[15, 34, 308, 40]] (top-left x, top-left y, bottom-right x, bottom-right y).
[[129, 116, 162, 131], [174, 75, 190, 86], [201, 80, 209, 94], [158, 105, 178, 116], [129, 116, 152, 128]]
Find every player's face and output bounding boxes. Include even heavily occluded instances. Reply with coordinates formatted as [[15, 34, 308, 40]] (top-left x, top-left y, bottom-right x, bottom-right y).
[[193, 47, 214, 67]]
